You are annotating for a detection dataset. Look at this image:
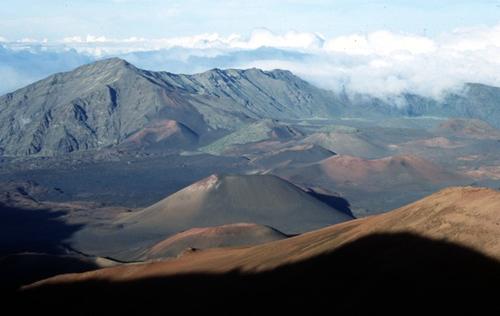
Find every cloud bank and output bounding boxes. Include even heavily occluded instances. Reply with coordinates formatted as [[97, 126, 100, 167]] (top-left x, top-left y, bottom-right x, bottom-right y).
[[2, 26, 500, 99]]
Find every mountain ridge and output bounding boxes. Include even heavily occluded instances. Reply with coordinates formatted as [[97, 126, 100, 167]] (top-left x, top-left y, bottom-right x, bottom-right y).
[[0, 58, 338, 156], [3, 58, 500, 156]]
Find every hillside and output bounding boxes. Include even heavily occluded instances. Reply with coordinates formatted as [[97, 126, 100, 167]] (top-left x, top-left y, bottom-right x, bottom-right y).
[[4, 59, 500, 157], [302, 130, 387, 158], [141, 223, 288, 260], [200, 119, 303, 155], [22, 187, 500, 314], [0, 58, 338, 156], [57, 187, 500, 272], [69, 174, 353, 261], [119, 119, 199, 151], [275, 154, 465, 190], [436, 118, 500, 139]]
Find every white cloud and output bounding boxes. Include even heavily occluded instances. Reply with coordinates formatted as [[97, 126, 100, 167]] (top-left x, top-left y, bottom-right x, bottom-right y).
[[216, 27, 500, 99], [63, 35, 108, 43], [442, 25, 500, 51], [4, 25, 500, 99], [58, 29, 324, 54], [324, 31, 436, 55], [229, 28, 325, 50]]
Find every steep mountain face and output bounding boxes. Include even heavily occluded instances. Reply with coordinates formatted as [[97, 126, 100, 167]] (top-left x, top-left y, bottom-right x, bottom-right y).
[[0, 58, 339, 156], [394, 83, 500, 128], [0, 58, 203, 156], [183, 68, 340, 123], [338, 83, 500, 129], [3, 58, 500, 157]]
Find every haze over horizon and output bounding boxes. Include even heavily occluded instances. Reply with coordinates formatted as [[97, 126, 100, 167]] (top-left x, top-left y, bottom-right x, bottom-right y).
[[3, 1, 500, 98]]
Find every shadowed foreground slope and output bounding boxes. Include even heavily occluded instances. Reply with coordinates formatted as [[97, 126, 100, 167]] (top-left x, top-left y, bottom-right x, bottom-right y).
[[0, 253, 109, 292], [0, 190, 123, 291], [19, 186, 500, 314], [20, 233, 500, 314], [0, 203, 83, 256]]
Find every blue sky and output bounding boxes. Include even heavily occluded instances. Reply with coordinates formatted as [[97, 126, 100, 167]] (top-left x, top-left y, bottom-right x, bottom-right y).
[[2, 1, 500, 97], [2, 0, 500, 40]]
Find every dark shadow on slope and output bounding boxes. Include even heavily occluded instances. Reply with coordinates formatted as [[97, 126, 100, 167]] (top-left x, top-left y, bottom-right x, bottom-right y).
[[19, 232, 500, 314], [307, 190, 355, 217], [0, 253, 100, 292], [0, 203, 90, 291], [0, 203, 84, 256]]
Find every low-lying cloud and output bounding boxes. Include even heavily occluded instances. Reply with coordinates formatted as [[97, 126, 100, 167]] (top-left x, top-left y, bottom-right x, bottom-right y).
[[2, 26, 500, 99]]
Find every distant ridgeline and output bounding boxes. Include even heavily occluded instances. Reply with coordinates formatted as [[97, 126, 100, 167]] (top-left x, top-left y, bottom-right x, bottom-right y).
[[1, 58, 499, 156]]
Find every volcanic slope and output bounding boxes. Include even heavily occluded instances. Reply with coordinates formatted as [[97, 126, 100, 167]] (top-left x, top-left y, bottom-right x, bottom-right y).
[[24, 187, 500, 314], [328, 154, 459, 184], [302, 129, 387, 158], [119, 119, 199, 151], [272, 154, 469, 215], [275, 154, 466, 190], [0, 58, 339, 156], [141, 223, 288, 260], [70, 174, 353, 261], [200, 119, 303, 155], [436, 118, 500, 139], [30, 186, 500, 275]]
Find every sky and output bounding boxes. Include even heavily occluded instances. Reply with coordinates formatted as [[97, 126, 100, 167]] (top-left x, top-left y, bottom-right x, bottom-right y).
[[2, 1, 500, 98], [2, 0, 500, 40]]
